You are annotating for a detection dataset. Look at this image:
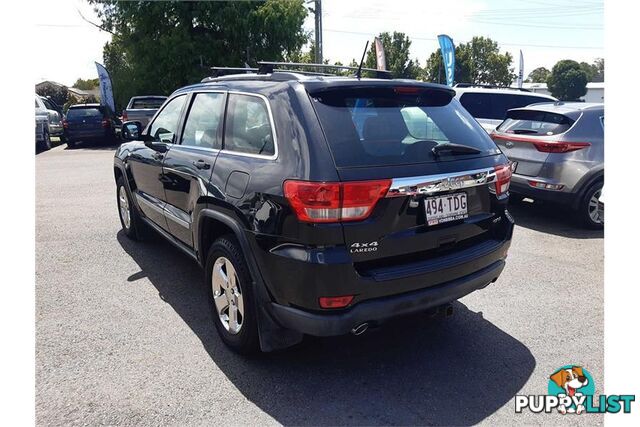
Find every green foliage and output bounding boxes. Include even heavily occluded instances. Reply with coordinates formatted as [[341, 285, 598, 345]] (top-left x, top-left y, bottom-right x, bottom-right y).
[[579, 58, 604, 82], [363, 32, 420, 79], [36, 83, 68, 106], [89, 0, 309, 111], [526, 67, 550, 83], [424, 37, 514, 86], [547, 59, 588, 101], [72, 78, 100, 90]]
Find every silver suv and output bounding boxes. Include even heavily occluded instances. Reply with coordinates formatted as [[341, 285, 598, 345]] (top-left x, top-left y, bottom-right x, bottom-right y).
[[491, 102, 604, 228], [454, 85, 557, 133]]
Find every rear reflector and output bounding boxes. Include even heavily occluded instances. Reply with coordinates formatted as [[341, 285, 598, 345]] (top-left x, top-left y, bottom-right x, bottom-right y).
[[284, 179, 391, 223], [491, 134, 590, 153], [101, 118, 111, 128], [319, 295, 354, 309], [493, 164, 513, 196]]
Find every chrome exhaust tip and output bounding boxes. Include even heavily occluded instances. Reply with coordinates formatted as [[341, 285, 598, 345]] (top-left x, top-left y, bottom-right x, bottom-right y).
[[351, 323, 369, 336]]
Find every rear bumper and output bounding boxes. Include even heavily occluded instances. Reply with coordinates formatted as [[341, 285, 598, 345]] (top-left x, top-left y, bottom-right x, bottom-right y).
[[510, 174, 577, 205], [269, 259, 505, 336], [65, 128, 112, 141]]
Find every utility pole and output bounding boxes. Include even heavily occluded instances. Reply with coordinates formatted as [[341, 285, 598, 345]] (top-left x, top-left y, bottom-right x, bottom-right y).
[[314, 0, 323, 64]]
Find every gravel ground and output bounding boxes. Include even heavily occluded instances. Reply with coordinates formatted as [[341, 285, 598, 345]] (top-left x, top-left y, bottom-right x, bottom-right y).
[[36, 143, 603, 426]]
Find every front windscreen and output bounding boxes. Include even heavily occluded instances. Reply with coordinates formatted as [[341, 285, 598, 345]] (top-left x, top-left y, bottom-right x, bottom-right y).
[[310, 87, 500, 168]]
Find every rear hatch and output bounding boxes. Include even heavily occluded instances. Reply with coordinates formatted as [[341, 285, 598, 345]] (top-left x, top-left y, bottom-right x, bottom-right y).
[[491, 109, 577, 176], [306, 84, 511, 280], [66, 106, 106, 131]]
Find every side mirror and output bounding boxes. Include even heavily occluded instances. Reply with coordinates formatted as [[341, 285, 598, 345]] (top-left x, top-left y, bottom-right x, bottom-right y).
[[121, 121, 142, 141]]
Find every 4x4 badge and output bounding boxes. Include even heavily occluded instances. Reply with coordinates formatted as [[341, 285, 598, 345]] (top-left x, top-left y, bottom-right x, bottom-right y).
[[350, 241, 379, 253]]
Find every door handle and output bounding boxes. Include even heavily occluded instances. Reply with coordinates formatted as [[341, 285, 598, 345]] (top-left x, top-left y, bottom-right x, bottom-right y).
[[193, 159, 211, 170]]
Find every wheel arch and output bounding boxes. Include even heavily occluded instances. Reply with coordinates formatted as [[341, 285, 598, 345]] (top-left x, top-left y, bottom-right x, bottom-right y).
[[571, 167, 604, 210]]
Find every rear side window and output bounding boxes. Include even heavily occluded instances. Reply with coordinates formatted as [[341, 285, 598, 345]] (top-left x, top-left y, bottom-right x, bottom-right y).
[[460, 93, 553, 120], [131, 98, 166, 109], [310, 87, 499, 168], [181, 93, 225, 149], [223, 94, 274, 156], [497, 110, 575, 136], [67, 107, 103, 118]]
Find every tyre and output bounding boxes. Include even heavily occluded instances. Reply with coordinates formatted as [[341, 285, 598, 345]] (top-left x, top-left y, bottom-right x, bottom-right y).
[[58, 134, 67, 144], [39, 129, 51, 151], [205, 236, 260, 354], [67, 139, 76, 149], [116, 176, 142, 240], [578, 181, 603, 229]]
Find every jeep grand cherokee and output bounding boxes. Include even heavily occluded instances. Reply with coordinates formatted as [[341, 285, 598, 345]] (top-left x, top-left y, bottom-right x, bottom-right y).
[[114, 68, 514, 353]]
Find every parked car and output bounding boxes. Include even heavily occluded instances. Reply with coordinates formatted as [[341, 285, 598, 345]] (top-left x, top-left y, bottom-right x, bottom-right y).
[[114, 69, 515, 353], [39, 96, 65, 143], [454, 84, 557, 133], [35, 95, 51, 151], [122, 96, 167, 128], [63, 104, 119, 148], [491, 102, 604, 228]]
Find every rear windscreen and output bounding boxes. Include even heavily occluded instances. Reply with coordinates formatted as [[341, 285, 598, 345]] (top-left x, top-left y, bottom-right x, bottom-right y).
[[67, 107, 103, 118], [460, 93, 554, 120], [497, 110, 575, 136], [310, 87, 499, 168], [131, 98, 166, 109]]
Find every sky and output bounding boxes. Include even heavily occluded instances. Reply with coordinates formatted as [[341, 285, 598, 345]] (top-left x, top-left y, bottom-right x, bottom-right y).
[[34, 0, 603, 86]]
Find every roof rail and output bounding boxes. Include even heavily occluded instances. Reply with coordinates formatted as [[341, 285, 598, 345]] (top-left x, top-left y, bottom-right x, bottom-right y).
[[454, 82, 531, 92], [257, 61, 393, 79]]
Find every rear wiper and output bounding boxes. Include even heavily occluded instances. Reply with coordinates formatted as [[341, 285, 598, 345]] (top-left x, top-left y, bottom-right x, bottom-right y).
[[432, 142, 481, 158], [510, 129, 539, 135]]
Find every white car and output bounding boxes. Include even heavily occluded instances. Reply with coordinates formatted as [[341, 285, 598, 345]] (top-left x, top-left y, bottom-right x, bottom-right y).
[[453, 84, 557, 133]]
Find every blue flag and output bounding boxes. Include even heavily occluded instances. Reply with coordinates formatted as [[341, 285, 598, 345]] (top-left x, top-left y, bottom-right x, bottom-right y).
[[95, 62, 115, 113], [437, 34, 455, 86]]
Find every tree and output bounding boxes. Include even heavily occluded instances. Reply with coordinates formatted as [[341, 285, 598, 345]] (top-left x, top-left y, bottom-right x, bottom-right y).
[[526, 67, 550, 83], [547, 60, 588, 101], [89, 0, 309, 110], [72, 78, 100, 90], [363, 32, 420, 79], [579, 62, 597, 82], [36, 82, 68, 106], [424, 36, 515, 86], [592, 58, 604, 82]]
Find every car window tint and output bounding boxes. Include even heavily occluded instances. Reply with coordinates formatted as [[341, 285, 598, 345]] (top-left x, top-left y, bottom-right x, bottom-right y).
[[132, 98, 166, 109], [460, 93, 553, 120], [181, 93, 225, 149], [223, 94, 274, 156], [311, 87, 499, 168], [67, 107, 103, 118], [497, 110, 574, 136], [148, 95, 186, 144]]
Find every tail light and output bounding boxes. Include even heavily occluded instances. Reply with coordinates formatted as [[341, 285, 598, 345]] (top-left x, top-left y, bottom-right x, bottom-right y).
[[319, 295, 354, 309], [493, 164, 513, 196], [283, 179, 391, 223], [62, 120, 68, 129], [101, 118, 111, 128], [531, 141, 590, 153], [492, 134, 590, 153], [122, 111, 128, 121]]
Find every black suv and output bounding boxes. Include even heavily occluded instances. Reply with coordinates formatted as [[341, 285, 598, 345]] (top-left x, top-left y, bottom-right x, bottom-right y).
[[114, 68, 515, 353]]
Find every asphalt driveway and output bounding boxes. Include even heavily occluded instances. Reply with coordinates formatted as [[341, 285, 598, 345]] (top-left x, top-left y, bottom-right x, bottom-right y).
[[36, 143, 603, 425]]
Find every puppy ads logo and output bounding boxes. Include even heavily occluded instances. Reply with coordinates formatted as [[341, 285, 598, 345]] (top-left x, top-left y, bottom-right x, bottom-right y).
[[548, 366, 594, 414], [515, 365, 636, 415]]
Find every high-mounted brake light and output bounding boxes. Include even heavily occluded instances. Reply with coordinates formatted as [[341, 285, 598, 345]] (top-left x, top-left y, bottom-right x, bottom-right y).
[[492, 134, 590, 153], [393, 86, 421, 94], [283, 179, 391, 223], [493, 164, 513, 196]]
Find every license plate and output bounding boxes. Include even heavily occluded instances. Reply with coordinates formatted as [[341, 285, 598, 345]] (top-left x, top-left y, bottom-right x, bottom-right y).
[[425, 192, 468, 226]]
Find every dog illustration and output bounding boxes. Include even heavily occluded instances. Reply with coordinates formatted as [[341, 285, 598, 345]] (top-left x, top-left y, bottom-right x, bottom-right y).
[[549, 366, 589, 414]]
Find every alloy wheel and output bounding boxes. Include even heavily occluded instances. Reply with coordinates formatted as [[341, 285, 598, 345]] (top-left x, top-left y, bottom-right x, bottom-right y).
[[588, 188, 602, 224], [211, 256, 244, 334], [118, 186, 131, 230]]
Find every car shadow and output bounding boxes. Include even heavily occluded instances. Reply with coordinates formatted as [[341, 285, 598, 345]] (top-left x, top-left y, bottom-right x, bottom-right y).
[[64, 139, 120, 151], [508, 199, 603, 239], [117, 230, 536, 426]]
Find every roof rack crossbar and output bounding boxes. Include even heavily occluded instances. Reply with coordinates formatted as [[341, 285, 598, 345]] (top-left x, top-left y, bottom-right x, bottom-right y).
[[257, 61, 392, 79]]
